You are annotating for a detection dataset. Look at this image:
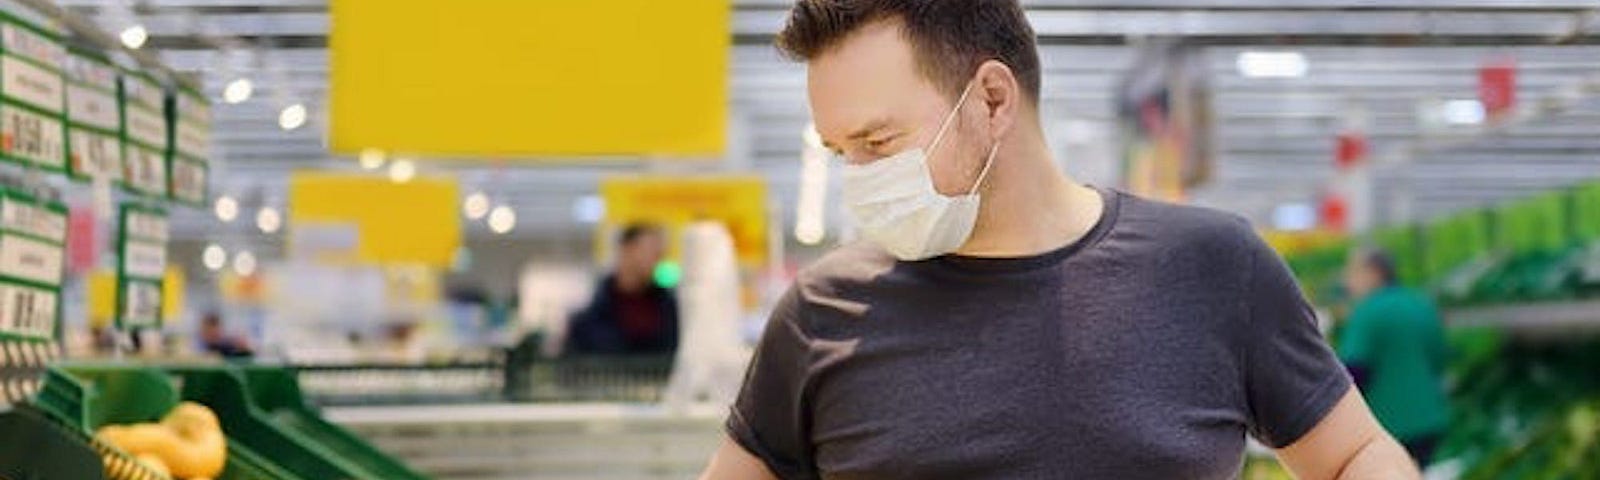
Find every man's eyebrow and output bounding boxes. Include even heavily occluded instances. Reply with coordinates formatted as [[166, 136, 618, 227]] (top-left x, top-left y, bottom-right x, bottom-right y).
[[819, 118, 891, 153]]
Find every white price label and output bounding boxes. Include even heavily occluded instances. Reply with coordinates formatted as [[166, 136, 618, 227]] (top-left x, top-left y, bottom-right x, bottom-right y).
[[120, 280, 161, 326], [66, 55, 115, 90], [69, 128, 122, 180], [0, 25, 65, 69], [0, 283, 56, 340], [124, 76, 163, 110], [1, 104, 64, 168], [123, 145, 166, 195], [121, 241, 166, 279], [124, 210, 168, 242], [0, 199, 65, 242], [1, 55, 63, 113], [0, 234, 62, 286], [175, 121, 208, 158], [176, 94, 210, 125], [171, 160, 206, 204], [125, 106, 166, 148], [66, 84, 117, 130]]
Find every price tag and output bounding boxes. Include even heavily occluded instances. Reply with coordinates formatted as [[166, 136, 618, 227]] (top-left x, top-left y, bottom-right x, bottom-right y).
[[123, 75, 163, 110], [123, 146, 166, 195], [176, 93, 210, 125], [123, 210, 168, 242], [124, 106, 166, 148], [119, 279, 161, 326], [66, 84, 117, 130], [0, 234, 62, 286], [0, 283, 55, 340], [175, 121, 208, 159], [0, 55, 63, 113], [0, 25, 64, 68], [65, 54, 115, 91], [69, 128, 121, 180], [120, 241, 166, 279], [0, 198, 65, 242], [171, 159, 206, 204], [0, 104, 64, 168]]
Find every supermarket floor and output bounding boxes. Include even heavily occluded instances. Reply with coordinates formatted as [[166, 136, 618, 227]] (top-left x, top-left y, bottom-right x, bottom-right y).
[[327, 403, 726, 480]]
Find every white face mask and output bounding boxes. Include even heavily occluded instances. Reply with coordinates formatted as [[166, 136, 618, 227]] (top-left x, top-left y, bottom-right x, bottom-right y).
[[841, 81, 999, 261]]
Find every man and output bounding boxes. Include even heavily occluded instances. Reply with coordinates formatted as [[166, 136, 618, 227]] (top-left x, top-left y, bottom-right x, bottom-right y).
[[701, 1, 1419, 479], [198, 312, 253, 358], [1339, 249, 1450, 467], [566, 223, 680, 355]]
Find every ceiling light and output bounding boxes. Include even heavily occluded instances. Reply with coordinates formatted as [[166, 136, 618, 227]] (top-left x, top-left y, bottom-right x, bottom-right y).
[[223, 78, 253, 104], [1443, 99, 1486, 125], [202, 244, 226, 271], [233, 251, 257, 276], [358, 148, 385, 170], [388, 159, 416, 183], [214, 195, 238, 222], [1271, 203, 1316, 231], [256, 207, 282, 234], [278, 103, 307, 130], [119, 25, 148, 49], [571, 195, 605, 224], [463, 192, 490, 220], [488, 205, 516, 234], [1237, 51, 1307, 78]]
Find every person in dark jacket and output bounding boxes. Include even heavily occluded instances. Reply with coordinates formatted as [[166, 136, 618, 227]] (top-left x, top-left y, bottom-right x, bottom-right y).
[[566, 223, 680, 354]]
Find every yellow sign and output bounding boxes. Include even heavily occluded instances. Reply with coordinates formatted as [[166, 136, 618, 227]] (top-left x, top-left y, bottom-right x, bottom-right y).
[[328, 0, 729, 158], [600, 176, 767, 266], [164, 267, 185, 323], [288, 172, 461, 267], [88, 269, 114, 328]]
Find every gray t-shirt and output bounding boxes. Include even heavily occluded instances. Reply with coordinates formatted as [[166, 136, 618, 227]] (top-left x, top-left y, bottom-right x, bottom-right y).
[[726, 188, 1351, 479]]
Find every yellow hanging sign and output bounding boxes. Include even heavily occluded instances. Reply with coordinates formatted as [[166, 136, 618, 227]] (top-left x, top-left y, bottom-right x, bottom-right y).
[[599, 176, 767, 266]]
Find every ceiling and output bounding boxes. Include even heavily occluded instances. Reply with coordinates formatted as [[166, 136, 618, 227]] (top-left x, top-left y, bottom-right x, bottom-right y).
[[43, 0, 1600, 254]]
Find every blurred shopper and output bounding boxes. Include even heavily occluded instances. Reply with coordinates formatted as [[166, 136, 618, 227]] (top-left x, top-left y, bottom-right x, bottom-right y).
[[1339, 248, 1450, 467], [199, 312, 254, 358], [566, 223, 680, 355], [702, 1, 1418, 478]]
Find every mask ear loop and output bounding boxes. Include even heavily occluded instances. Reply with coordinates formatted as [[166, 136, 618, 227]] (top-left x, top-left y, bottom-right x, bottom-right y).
[[968, 143, 1000, 196], [926, 80, 979, 160]]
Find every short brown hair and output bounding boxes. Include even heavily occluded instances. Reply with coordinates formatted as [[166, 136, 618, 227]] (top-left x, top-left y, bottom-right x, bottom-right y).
[[776, 0, 1042, 102]]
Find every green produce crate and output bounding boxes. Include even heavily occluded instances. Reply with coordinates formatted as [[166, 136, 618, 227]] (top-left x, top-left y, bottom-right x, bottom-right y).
[[32, 363, 304, 480], [161, 365, 386, 479], [235, 365, 427, 480], [0, 405, 107, 480]]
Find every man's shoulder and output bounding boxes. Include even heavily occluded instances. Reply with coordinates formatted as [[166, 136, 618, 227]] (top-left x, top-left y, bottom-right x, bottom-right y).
[[1117, 192, 1261, 254], [795, 242, 898, 294]]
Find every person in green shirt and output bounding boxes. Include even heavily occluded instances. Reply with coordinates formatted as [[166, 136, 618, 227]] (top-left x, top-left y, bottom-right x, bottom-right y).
[[1339, 248, 1451, 467]]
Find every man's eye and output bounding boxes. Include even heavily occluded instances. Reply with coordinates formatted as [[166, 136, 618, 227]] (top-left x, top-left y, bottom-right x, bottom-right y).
[[867, 138, 892, 150]]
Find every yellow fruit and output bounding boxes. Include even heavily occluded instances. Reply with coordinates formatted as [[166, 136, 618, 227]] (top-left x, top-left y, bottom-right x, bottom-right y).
[[94, 402, 228, 479], [134, 453, 170, 476]]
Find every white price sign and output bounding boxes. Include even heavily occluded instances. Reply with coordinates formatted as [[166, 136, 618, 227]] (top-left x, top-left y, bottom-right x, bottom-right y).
[[171, 160, 206, 204], [176, 93, 210, 125], [66, 55, 115, 91], [124, 210, 168, 242], [69, 128, 122, 180], [0, 25, 65, 68], [175, 121, 208, 158], [66, 84, 118, 130], [120, 280, 161, 326], [124, 145, 166, 195], [0, 283, 56, 340], [124, 76, 163, 110], [0, 234, 62, 286], [121, 241, 166, 279], [0, 199, 65, 242], [1, 55, 63, 113], [124, 106, 166, 148], [1, 104, 64, 169]]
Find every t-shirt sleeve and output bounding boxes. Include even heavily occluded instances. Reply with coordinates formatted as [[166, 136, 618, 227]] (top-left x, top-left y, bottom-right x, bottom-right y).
[[1240, 235, 1354, 448], [725, 287, 818, 479]]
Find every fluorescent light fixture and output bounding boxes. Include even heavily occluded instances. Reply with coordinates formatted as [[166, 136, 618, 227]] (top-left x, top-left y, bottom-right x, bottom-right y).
[[279, 103, 307, 130], [202, 244, 227, 271], [1237, 51, 1308, 78], [572, 195, 605, 224], [463, 192, 490, 220], [233, 251, 257, 276], [358, 148, 386, 170], [119, 25, 148, 49], [488, 205, 517, 234], [256, 207, 282, 234], [214, 196, 239, 222], [223, 78, 253, 104], [388, 159, 416, 183], [1271, 203, 1317, 231]]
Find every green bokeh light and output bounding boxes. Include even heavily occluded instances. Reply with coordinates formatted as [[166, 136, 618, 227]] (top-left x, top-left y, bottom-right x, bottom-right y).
[[653, 261, 682, 289]]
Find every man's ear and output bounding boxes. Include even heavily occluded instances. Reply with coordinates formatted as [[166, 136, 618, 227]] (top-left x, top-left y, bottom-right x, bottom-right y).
[[974, 59, 1020, 142]]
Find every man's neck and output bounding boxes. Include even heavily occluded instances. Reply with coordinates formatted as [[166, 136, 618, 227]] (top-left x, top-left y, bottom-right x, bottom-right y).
[[614, 271, 650, 294], [955, 129, 1104, 258]]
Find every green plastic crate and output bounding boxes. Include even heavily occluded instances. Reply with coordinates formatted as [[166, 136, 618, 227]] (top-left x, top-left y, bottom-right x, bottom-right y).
[[32, 363, 305, 480], [0, 405, 107, 480], [236, 366, 427, 480]]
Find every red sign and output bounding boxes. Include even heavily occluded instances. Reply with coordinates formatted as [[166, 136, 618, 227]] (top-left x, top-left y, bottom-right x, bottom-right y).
[[1334, 131, 1368, 170], [1319, 194, 1348, 233], [67, 205, 97, 274], [1479, 59, 1516, 120]]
